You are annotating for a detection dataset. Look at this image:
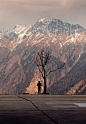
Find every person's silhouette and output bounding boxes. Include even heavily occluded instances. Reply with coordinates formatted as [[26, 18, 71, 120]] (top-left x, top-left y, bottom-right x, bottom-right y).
[[37, 81, 42, 94]]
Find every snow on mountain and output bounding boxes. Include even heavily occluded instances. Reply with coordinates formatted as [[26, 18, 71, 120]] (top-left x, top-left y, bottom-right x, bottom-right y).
[[38, 18, 47, 23], [4, 18, 85, 42], [7, 24, 27, 34], [0, 18, 85, 52], [0, 19, 86, 94]]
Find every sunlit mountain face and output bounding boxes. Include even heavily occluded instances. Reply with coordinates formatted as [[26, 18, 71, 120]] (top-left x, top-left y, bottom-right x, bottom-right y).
[[0, 18, 86, 94]]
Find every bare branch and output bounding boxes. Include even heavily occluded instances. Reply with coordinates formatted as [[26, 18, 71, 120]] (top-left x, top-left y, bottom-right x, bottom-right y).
[[38, 66, 44, 78], [35, 54, 43, 66], [46, 61, 55, 74], [46, 63, 65, 76], [44, 51, 51, 66]]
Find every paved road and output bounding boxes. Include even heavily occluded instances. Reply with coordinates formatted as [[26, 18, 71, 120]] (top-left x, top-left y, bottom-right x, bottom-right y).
[[0, 95, 86, 124]]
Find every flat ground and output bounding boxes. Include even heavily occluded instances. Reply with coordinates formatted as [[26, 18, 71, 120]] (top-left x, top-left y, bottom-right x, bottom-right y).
[[0, 95, 86, 124]]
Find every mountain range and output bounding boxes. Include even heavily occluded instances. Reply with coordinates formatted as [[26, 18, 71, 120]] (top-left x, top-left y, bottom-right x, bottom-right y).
[[0, 18, 86, 94]]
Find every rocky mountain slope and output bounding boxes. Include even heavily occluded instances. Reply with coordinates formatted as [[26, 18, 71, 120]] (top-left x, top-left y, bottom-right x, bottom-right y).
[[0, 18, 86, 94]]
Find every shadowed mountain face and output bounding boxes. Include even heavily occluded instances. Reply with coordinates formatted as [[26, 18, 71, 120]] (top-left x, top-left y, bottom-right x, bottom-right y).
[[0, 18, 86, 94]]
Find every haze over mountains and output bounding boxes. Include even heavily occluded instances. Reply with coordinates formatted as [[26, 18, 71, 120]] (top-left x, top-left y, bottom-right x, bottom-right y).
[[0, 18, 86, 94]]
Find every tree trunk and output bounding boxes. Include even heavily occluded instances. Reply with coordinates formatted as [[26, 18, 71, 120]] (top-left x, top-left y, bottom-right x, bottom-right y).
[[43, 70, 46, 94]]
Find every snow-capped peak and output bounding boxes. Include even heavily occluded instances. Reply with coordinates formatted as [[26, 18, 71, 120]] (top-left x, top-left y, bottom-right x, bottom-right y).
[[38, 18, 47, 23], [6, 24, 28, 36], [14, 24, 27, 34], [15, 24, 26, 28]]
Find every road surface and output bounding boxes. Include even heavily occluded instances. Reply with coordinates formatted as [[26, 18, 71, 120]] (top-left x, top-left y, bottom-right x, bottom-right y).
[[0, 94, 86, 124]]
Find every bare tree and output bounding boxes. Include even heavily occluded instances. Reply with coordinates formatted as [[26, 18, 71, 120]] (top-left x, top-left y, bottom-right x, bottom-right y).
[[35, 49, 65, 94]]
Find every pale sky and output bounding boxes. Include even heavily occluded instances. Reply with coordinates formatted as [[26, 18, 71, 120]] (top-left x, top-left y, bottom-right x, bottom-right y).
[[0, 0, 86, 30]]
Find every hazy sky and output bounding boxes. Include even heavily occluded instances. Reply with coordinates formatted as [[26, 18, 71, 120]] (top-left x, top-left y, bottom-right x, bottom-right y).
[[0, 0, 86, 30]]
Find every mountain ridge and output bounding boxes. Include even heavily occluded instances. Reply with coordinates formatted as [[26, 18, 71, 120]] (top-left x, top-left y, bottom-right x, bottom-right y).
[[0, 18, 86, 94]]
